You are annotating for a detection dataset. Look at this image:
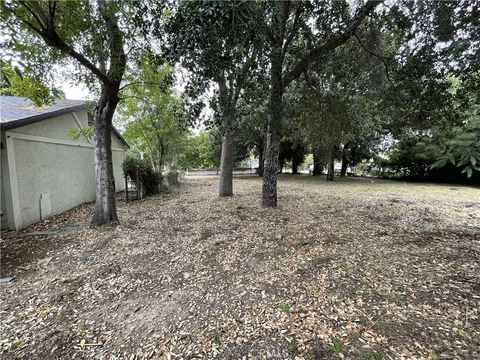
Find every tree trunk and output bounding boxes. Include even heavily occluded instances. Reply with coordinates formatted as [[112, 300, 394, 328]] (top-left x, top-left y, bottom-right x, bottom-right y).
[[351, 145, 358, 166], [340, 147, 348, 177], [91, 91, 120, 226], [260, 0, 380, 203], [158, 140, 166, 174], [262, 120, 280, 206], [327, 156, 335, 181], [219, 111, 234, 197], [262, 4, 284, 207], [217, 69, 236, 197], [312, 146, 323, 176], [29, 0, 126, 227], [292, 161, 299, 175], [262, 56, 283, 205], [279, 156, 285, 174]]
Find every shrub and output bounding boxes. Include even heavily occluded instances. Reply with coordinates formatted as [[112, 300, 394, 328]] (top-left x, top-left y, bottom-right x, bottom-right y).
[[166, 171, 179, 186], [122, 156, 162, 196]]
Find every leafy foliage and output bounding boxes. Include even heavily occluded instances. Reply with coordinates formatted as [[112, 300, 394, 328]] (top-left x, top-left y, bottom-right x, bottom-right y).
[[379, 72, 480, 182], [65, 126, 94, 143], [428, 117, 480, 179], [167, 0, 262, 94], [1, 0, 154, 95], [122, 155, 162, 196], [186, 130, 221, 169], [0, 61, 64, 106], [119, 59, 188, 173]]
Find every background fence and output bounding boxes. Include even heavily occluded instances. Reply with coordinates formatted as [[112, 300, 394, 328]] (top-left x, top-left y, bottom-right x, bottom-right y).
[[125, 170, 144, 201], [185, 168, 258, 176], [125, 171, 184, 202]]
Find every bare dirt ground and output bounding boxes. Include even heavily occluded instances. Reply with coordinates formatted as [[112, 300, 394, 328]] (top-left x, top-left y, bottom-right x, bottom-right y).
[[1, 175, 479, 360]]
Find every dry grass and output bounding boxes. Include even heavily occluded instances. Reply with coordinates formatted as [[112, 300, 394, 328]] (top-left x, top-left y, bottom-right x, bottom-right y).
[[1, 175, 479, 359]]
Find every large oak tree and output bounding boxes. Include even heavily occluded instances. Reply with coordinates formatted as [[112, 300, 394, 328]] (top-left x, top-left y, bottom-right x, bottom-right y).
[[259, 0, 383, 206], [167, 1, 262, 197]]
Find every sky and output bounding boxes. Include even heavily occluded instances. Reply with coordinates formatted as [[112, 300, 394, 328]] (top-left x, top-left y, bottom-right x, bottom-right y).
[[59, 82, 91, 100]]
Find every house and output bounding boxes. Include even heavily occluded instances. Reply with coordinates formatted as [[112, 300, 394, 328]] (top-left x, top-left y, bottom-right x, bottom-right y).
[[0, 96, 129, 231]]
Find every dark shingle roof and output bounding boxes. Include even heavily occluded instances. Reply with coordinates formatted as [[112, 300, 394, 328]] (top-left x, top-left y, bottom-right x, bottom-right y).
[[0, 96, 129, 148], [0, 96, 86, 130]]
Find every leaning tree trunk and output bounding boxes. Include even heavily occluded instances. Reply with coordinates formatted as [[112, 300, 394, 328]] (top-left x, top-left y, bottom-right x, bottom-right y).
[[91, 92, 120, 226], [91, 0, 126, 226], [219, 111, 234, 197], [326, 156, 335, 181], [28, 0, 127, 226]]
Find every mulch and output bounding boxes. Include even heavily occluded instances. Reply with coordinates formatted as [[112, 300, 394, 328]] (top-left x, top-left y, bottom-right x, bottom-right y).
[[1, 175, 479, 359]]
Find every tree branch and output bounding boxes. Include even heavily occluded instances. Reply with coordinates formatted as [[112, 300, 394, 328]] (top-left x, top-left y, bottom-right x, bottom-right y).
[[303, 71, 322, 99], [119, 94, 146, 101], [283, 0, 384, 88], [48, 35, 113, 86], [282, 2, 303, 62], [18, 17, 42, 35], [119, 81, 167, 91], [353, 32, 394, 86], [48, 1, 56, 27], [98, 0, 126, 88], [18, 0, 112, 87], [216, 70, 230, 115], [18, 1, 46, 29], [233, 42, 260, 105]]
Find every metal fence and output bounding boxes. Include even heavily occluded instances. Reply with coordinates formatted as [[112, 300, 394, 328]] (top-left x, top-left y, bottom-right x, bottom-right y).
[[125, 170, 144, 202], [125, 171, 185, 202], [185, 168, 258, 176]]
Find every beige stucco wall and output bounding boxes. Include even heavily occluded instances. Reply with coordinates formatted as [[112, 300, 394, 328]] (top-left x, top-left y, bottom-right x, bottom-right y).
[[11, 111, 91, 142], [13, 137, 95, 227], [2, 110, 128, 230], [112, 144, 127, 191], [1, 131, 8, 229]]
